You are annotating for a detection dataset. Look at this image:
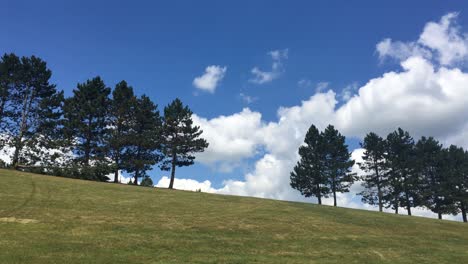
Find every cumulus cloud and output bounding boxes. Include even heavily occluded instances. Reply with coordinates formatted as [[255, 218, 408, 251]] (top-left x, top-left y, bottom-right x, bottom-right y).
[[377, 12, 468, 66], [183, 13, 468, 221], [193, 65, 227, 93], [250, 49, 288, 84], [192, 108, 264, 172]]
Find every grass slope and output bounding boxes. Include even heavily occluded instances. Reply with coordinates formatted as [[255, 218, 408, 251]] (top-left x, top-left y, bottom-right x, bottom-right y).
[[0, 169, 467, 264]]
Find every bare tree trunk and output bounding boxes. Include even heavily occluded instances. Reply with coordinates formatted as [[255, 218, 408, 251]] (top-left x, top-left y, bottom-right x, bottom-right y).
[[316, 183, 322, 205], [461, 201, 467, 223], [168, 151, 176, 189]]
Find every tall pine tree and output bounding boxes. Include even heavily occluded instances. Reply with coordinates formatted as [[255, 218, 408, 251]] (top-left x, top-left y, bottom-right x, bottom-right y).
[[321, 125, 355, 207], [123, 95, 162, 185], [443, 145, 468, 222], [0, 54, 21, 133], [107, 81, 136, 183], [358, 132, 387, 212], [63, 76, 111, 181], [385, 128, 420, 215], [6, 55, 63, 169], [161, 99, 208, 189], [290, 124, 328, 204], [415, 137, 457, 219]]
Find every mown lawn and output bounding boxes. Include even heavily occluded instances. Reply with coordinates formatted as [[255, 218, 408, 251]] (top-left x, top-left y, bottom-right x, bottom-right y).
[[0, 169, 467, 263]]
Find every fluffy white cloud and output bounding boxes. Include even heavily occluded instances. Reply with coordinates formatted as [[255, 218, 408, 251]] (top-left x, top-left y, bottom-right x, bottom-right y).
[[186, 13, 467, 221], [250, 49, 288, 84], [193, 65, 227, 93], [377, 12, 468, 66], [192, 108, 264, 172]]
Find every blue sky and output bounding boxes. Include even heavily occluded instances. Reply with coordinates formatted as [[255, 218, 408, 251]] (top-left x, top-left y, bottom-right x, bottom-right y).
[[3, 1, 468, 219]]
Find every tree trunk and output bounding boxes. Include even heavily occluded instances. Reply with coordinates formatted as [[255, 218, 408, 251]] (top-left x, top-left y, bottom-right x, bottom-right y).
[[461, 201, 467, 223], [12, 138, 21, 169], [168, 151, 176, 189], [394, 196, 399, 214], [438, 212, 442, 220], [332, 175, 337, 207], [316, 183, 322, 205], [114, 169, 119, 183], [333, 190, 337, 207], [405, 192, 412, 216], [13, 88, 33, 169], [133, 169, 139, 185], [375, 163, 383, 212], [113, 155, 119, 183], [377, 184, 383, 212]]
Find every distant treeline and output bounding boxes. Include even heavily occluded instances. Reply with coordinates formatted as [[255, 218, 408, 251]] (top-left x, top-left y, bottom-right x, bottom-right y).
[[291, 125, 468, 222], [0, 53, 208, 188]]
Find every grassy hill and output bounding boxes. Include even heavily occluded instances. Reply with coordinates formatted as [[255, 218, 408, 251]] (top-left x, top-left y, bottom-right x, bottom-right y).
[[0, 169, 467, 263]]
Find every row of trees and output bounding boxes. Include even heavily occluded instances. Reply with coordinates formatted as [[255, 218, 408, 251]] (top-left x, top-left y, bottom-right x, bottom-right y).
[[0, 53, 208, 187], [291, 125, 468, 222]]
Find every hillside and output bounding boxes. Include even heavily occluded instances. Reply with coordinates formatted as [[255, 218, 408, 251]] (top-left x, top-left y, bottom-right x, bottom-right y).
[[0, 169, 467, 263]]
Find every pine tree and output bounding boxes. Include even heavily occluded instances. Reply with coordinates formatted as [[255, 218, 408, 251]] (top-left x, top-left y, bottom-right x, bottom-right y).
[[415, 137, 457, 219], [5, 55, 63, 169], [0, 54, 21, 133], [384, 128, 419, 215], [443, 145, 468, 222], [161, 98, 208, 189], [358, 132, 387, 212], [290, 124, 329, 204], [123, 95, 162, 185], [107, 81, 136, 183], [63, 76, 111, 181], [321, 125, 356, 207]]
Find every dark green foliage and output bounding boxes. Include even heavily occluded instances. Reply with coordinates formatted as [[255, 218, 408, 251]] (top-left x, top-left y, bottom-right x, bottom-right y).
[[321, 125, 356, 207], [0, 54, 21, 132], [290, 124, 328, 204], [0, 54, 63, 168], [384, 128, 420, 215], [123, 95, 162, 185], [63, 76, 111, 167], [443, 145, 468, 222], [140, 176, 154, 187], [415, 137, 457, 219], [161, 98, 208, 189], [107, 81, 136, 183], [62, 77, 111, 181], [358, 132, 387, 212]]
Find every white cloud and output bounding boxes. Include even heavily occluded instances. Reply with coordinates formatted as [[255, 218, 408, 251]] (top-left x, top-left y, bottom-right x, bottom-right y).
[[250, 49, 288, 84], [297, 79, 313, 88], [187, 13, 468, 221], [239, 93, 257, 104], [106, 170, 133, 184], [377, 12, 468, 66], [340, 82, 359, 102], [192, 108, 264, 172], [419, 12, 468, 65], [315, 81, 329, 93], [155, 176, 216, 192], [193, 65, 227, 93]]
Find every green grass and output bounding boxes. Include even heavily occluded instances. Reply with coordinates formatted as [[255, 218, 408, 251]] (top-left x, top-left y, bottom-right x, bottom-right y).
[[0, 169, 467, 263]]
